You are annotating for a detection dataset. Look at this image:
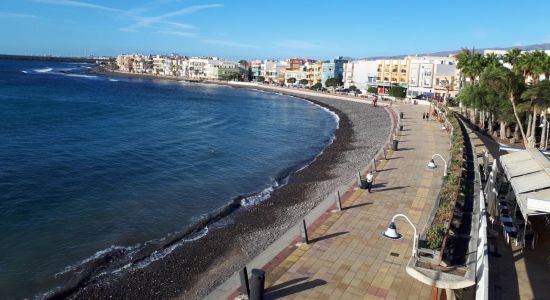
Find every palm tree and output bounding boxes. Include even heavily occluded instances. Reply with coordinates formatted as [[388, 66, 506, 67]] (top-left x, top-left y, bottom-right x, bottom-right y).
[[503, 48, 523, 72], [456, 48, 487, 125], [521, 80, 550, 148], [485, 53, 500, 67], [481, 65, 528, 146]]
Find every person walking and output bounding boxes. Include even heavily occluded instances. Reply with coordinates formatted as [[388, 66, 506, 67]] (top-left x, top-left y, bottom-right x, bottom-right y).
[[426, 112, 429, 120], [422, 113, 426, 120], [365, 171, 374, 193]]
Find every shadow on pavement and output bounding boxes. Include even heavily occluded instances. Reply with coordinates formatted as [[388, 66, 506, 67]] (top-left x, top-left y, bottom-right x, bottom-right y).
[[265, 279, 327, 299], [309, 231, 349, 243]]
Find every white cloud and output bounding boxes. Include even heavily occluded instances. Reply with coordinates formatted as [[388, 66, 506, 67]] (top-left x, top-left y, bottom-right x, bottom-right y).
[[201, 39, 259, 49], [32, 0, 122, 12], [273, 40, 320, 49], [0, 11, 40, 18], [157, 30, 198, 37], [124, 4, 222, 31]]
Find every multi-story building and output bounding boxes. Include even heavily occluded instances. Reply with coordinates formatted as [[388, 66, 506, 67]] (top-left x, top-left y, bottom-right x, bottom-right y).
[[305, 61, 322, 86], [187, 58, 210, 79], [205, 60, 241, 80], [250, 60, 262, 81], [376, 58, 410, 93], [321, 56, 348, 86], [407, 56, 458, 100], [133, 55, 152, 74], [284, 66, 308, 86], [260, 60, 287, 84], [343, 59, 378, 91], [172, 58, 188, 77]]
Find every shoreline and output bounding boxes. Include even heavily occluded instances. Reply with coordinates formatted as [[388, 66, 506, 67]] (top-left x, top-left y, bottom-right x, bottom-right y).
[[64, 69, 391, 299]]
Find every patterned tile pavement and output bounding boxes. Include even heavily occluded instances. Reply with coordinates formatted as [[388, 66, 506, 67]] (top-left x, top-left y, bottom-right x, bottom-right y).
[[232, 104, 451, 299]]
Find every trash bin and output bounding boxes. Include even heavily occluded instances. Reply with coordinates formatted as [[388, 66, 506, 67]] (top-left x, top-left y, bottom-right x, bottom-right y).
[[360, 177, 368, 189], [392, 139, 399, 151]]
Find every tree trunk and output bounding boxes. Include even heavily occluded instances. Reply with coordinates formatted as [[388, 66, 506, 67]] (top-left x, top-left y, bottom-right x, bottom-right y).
[[480, 110, 485, 130], [527, 107, 537, 148], [540, 114, 548, 150], [510, 92, 528, 147], [506, 124, 511, 138], [500, 121, 506, 140], [528, 108, 538, 148], [489, 113, 494, 134], [526, 113, 533, 139], [514, 124, 520, 140]]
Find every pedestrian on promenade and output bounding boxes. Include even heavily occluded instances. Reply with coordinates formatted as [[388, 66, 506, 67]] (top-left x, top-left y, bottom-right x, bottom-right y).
[[422, 113, 426, 120], [366, 171, 374, 193], [426, 112, 429, 120]]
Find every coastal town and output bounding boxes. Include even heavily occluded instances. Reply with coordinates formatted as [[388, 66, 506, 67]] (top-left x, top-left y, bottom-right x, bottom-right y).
[[112, 49, 550, 106], [108, 47, 550, 300]]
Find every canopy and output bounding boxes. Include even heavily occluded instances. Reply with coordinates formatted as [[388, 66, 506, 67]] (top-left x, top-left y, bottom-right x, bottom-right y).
[[500, 150, 540, 180], [500, 148, 550, 218]]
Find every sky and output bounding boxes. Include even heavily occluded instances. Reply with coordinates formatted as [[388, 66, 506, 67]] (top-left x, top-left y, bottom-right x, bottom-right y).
[[1, 0, 550, 60]]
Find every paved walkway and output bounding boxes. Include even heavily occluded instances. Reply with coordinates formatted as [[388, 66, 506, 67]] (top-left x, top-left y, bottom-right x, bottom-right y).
[[236, 104, 450, 299]]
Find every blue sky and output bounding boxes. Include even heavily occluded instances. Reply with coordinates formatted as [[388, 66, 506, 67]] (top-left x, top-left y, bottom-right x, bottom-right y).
[[1, 0, 549, 59]]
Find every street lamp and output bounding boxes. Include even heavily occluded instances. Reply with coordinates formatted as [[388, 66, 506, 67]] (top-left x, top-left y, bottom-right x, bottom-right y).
[[382, 213, 418, 257], [427, 154, 447, 176]]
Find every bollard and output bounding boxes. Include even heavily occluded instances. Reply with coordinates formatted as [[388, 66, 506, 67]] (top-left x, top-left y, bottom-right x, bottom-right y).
[[373, 159, 377, 171], [300, 219, 309, 244], [392, 139, 399, 151], [399, 125, 403, 131], [383, 148, 387, 160], [239, 267, 250, 297], [336, 191, 342, 211], [357, 171, 362, 186], [249, 269, 265, 300]]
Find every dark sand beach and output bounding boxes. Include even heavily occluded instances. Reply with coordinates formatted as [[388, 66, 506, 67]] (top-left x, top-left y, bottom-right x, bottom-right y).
[[63, 72, 391, 299]]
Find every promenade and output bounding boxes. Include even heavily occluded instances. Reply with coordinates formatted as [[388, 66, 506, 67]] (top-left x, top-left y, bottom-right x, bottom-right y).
[[228, 103, 451, 299]]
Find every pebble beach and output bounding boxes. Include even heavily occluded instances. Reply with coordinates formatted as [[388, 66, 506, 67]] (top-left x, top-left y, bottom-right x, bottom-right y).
[[66, 77, 392, 299]]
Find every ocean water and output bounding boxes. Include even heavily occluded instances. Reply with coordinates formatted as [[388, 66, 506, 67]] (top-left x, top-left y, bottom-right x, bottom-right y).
[[0, 60, 338, 299]]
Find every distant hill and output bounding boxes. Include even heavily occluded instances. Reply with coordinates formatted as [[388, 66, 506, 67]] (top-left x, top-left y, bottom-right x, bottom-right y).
[[364, 43, 550, 60]]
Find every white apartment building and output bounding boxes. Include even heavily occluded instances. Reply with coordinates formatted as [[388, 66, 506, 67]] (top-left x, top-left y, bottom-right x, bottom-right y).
[[284, 67, 308, 85], [407, 56, 458, 100], [204, 60, 240, 80], [261, 60, 287, 83], [188, 58, 210, 79], [343, 60, 378, 92]]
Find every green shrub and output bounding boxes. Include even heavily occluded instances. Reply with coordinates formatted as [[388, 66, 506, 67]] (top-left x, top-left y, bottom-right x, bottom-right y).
[[426, 112, 464, 250], [426, 224, 447, 250], [367, 87, 378, 94]]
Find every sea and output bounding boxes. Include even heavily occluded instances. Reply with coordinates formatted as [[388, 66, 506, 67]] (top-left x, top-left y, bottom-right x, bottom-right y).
[[0, 60, 338, 299]]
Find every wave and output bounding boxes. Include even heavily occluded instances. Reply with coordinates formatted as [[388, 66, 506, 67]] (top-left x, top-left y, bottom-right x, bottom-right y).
[[34, 67, 52, 73], [21, 70, 29, 74], [108, 78, 119, 82], [64, 74, 97, 79]]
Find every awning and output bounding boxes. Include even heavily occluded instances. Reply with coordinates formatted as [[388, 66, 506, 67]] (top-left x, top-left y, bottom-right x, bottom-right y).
[[500, 148, 550, 217], [510, 171, 550, 194], [517, 189, 550, 218], [503, 159, 544, 180]]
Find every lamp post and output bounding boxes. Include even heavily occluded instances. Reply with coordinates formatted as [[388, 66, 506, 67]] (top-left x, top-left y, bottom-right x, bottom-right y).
[[382, 214, 418, 257], [427, 154, 447, 176]]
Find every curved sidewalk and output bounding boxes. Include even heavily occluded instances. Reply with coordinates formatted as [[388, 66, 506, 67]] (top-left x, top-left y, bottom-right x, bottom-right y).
[[245, 104, 449, 300]]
